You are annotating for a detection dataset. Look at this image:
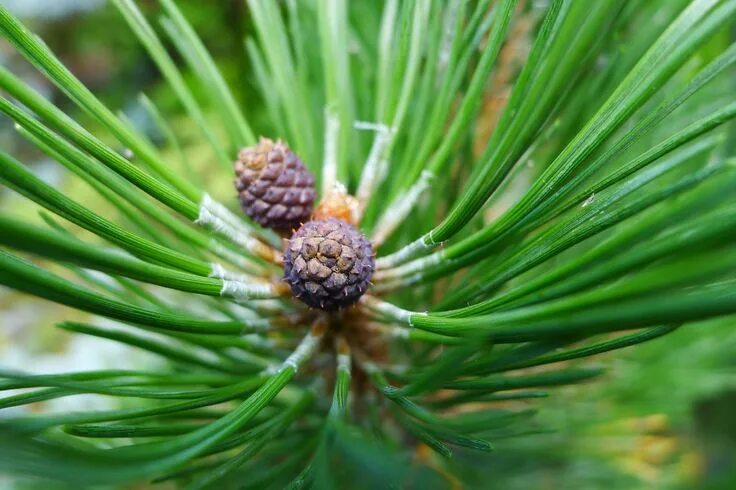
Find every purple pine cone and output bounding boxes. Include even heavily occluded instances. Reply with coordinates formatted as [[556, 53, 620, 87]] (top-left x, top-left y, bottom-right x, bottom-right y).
[[234, 138, 316, 231], [284, 218, 375, 310]]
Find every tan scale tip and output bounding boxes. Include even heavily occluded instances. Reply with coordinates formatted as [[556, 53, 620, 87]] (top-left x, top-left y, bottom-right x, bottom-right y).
[[336, 336, 351, 356]]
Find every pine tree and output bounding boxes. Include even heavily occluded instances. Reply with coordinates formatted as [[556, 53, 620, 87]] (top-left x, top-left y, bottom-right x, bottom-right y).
[[0, 0, 735, 487]]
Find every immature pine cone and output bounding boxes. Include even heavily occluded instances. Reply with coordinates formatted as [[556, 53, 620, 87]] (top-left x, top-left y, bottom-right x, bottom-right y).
[[234, 138, 316, 231], [284, 218, 375, 310]]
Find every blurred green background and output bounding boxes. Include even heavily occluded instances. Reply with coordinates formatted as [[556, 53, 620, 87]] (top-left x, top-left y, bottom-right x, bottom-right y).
[[0, 2, 734, 489]]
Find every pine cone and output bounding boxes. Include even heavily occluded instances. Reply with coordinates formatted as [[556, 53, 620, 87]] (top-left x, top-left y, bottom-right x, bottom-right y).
[[234, 138, 316, 231], [284, 218, 374, 310]]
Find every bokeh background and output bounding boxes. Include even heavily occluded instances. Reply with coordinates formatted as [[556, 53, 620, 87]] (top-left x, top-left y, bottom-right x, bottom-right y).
[[0, 2, 734, 488]]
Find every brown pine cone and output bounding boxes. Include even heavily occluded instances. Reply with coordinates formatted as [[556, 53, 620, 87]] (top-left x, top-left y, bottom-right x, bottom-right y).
[[284, 218, 374, 310], [234, 138, 316, 231]]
